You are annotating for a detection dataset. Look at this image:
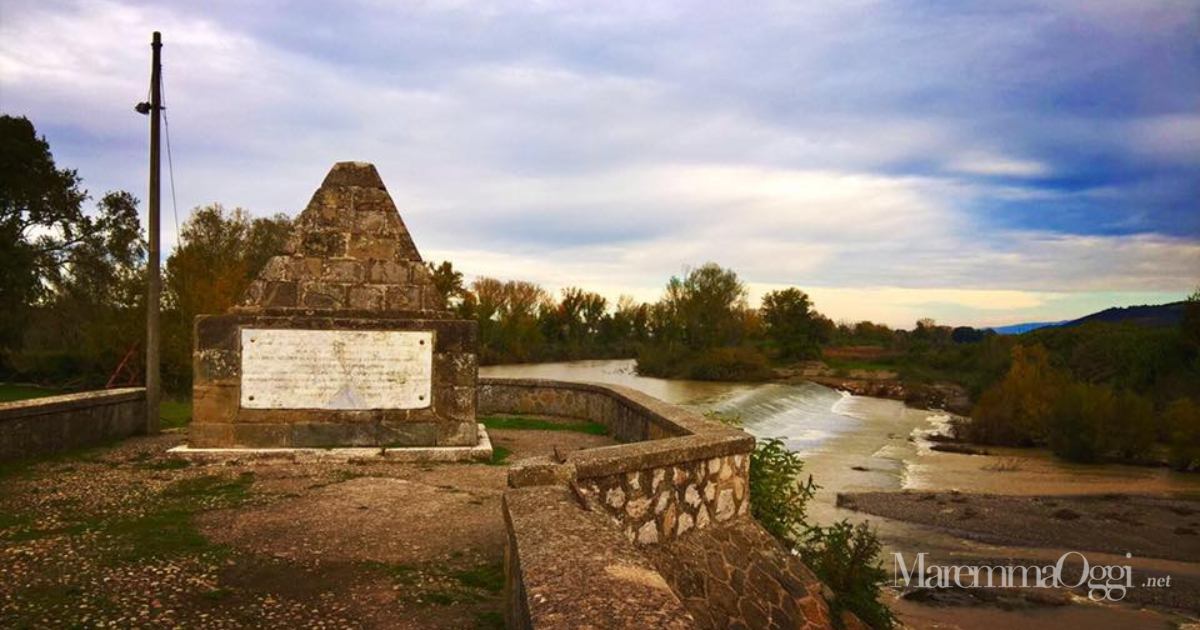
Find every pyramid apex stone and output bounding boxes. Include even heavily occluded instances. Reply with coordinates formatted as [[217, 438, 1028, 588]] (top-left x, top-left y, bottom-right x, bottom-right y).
[[321, 161, 386, 190], [236, 161, 445, 313]]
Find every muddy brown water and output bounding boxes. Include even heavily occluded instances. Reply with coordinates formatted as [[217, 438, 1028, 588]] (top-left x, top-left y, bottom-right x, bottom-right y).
[[482, 359, 1200, 628]]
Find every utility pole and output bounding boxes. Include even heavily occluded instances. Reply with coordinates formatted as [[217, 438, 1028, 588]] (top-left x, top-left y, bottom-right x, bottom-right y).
[[144, 31, 162, 434]]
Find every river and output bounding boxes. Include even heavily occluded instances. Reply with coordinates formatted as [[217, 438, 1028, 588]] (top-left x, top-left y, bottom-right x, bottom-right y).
[[483, 359, 1200, 628]]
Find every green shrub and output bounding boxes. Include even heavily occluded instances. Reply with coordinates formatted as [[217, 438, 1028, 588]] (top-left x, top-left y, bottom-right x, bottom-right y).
[[1046, 381, 1114, 463], [637, 344, 773, 381], [1165, 398, 1200, 471], [800, 520, 895, 629], [688, 346, 773, 381], [746, 437, 892, 628], [748, 438, 816, 547]]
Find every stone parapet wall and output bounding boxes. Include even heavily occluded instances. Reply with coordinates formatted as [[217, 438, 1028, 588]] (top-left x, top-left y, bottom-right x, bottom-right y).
[[492, 380, 838, 629], [479, 378, 699, 441], [480, 378, 754, 544], [579, 452, 750, 545], [502, 486, 697, 629], [0, 388, 145, 462]]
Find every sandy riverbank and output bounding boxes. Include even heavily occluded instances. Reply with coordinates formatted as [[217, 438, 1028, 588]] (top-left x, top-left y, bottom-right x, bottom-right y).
[[840, 490, 1200, 614]]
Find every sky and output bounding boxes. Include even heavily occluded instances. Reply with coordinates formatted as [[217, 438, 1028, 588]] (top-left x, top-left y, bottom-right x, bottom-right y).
[[1, 0, 1197, 328]]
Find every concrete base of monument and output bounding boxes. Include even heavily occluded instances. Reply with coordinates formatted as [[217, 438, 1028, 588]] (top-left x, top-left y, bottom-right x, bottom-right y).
[[167, 423, 493, 464]]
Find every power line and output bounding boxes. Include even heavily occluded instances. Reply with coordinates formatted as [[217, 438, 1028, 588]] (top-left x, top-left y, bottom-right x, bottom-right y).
[[160, 66, 181, 247]]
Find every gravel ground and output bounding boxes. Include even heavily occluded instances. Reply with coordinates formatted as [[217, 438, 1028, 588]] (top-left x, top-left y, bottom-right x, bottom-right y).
[[0, 424, 616, 629]]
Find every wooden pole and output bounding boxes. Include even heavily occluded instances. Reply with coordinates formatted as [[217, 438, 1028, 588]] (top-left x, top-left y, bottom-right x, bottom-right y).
[[145, 31, 162, 434]]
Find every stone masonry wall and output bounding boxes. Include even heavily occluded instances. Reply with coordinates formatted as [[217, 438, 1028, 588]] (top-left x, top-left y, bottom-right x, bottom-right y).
[[579, 453, 750, 545], [0, 389, 146, 462], [491, 379, 838, 629], [478, 379, 688, 442], [481, 378, 754, 544], [236, 162, 444, 314]]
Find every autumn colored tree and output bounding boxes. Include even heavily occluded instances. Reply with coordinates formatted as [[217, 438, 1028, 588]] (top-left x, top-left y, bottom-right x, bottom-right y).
[[968, 344, 1066, 445], [161, 205, 291, 391]]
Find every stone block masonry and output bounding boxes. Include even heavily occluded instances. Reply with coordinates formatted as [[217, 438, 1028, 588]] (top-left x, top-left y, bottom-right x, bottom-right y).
[[579, 452, 750, 545], [0, 389, 146, 462], [190, 162, 479, 449], [480, 378, 754, 543]]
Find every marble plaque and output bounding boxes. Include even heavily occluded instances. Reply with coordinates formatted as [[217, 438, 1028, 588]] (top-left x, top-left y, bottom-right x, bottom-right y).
[[239, 328, 432, 410]]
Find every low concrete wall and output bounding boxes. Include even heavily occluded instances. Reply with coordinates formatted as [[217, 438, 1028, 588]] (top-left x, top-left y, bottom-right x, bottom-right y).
[[0, 388, 146, 462]]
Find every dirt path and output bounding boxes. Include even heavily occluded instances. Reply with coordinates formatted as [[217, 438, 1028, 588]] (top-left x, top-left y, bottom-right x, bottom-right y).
[[0, 423, 617, 629]]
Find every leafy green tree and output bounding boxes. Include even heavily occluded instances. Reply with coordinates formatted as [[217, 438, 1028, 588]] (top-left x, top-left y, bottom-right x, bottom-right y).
[[761, 288, 822, 361], [1165, 398, 1200, 470], [1046, 381, 1115, 462], [748, 437, 816, 546], [666, 263, 750, 350], [1183, 289, 1200, 357], [0, 115, 136, 359], [1108, 390, 1156, 461], [426, 260, 465, 308], [20, 191, 146, 382]]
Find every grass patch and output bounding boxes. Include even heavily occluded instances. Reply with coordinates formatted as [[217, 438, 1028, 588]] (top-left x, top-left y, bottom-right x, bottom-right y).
[[364, 561, 420, 584], [160, 398, 192, 428], [453, 561, 504, 593], [481, 415, 607, 436], [0, 439, 122, 482], [0, 383, 63, 402], [164, 472, 255, 502], [487, 445, 511, 466], [90, 472, 255, 562], [369, 560, 505, 608], [475, 611, 505, 629]]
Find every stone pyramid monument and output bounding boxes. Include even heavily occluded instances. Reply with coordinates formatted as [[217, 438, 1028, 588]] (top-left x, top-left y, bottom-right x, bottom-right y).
[[237, 161, 444, 314], [188, 162, 481, 454]]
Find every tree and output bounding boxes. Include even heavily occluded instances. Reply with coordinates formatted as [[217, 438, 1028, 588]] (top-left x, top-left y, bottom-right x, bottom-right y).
[[28, 191, 146, 378], [0, 115, 135, 357], [1046, 381, 1115, 462], [968, 344, 1065, 445], [1165, 398, 1200, 471], [162, 205, 291, 391], [761, 288, 822, 361], [1183, 289, 1200, 356], [664, 263, 750, 350], [426, 260, 465, 308]]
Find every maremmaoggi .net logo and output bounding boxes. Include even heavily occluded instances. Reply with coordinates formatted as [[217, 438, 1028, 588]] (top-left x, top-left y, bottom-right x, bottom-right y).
[[893, 551, 1144, 602]]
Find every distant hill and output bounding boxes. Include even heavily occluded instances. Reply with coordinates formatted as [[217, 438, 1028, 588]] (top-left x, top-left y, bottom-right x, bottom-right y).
[[990, 321, 1065, 335], [991, 301, 1186, 335], [1061, 301, 1186, 328]]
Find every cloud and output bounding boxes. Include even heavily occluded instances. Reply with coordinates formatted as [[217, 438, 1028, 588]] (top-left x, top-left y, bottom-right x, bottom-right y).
[[1, 0, 1197, 328], [948, 153, 1050, 178]]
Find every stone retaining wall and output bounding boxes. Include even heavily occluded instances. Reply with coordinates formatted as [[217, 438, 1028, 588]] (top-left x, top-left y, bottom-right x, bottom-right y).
[[0, 388, 146, 462], [502, 486, 696, 629], [489, 379, 838, 629], [479, 378, 754, 543]]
